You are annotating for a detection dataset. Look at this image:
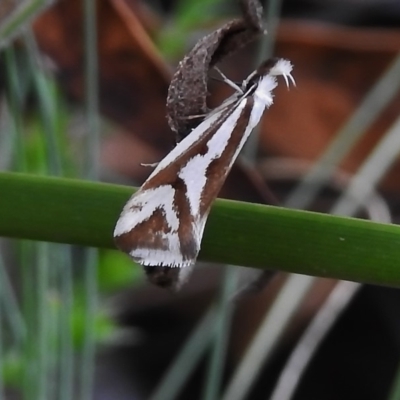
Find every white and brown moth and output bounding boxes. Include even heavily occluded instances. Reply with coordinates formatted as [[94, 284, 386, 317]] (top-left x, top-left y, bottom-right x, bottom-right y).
[[114, 58, 294, 288]]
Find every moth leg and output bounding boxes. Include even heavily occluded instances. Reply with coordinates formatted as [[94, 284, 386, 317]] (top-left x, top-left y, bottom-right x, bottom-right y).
[[182, 113, 207, 120], [231, 269, 277, 300], [140, 162, 159, 168], [213, 67, 244, 94]]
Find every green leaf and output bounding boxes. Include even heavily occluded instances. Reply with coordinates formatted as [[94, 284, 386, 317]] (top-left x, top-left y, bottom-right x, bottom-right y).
[[0, 171, 400, 287], [0, 0, 53, 49]]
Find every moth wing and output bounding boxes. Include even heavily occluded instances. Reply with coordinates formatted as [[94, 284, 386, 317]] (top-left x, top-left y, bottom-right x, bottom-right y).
[[114, 185, 198, 268]]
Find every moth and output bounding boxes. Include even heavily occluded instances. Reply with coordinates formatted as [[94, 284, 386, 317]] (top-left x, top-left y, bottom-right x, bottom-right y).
[[114, 58, 295, 288]]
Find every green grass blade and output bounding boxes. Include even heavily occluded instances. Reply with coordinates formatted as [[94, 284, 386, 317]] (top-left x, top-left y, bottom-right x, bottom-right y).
[[285, 52, 400, 209], [202, 267, 238, 400], [79, 0, 100, 398], [332, 115, 400, 216], [0, 0, 52, 49], [221, 274, 314, 400], [79, 250, 97, 400], [36, 242, 50, 400], [0, 258, 26, 345], [4, 47, 28, 172], [270, 280, 361, 400], [56, 246, 73, 400], [260, 0, 283, 59], [1, 172, 400, 286], [24, 32, 63, 175], [0, 102, 13, 170], [388, 363, 400, 400], [150, 307, 218, 400], [0, 275, 4, 399], [83, 0, 99, 180], [243, 0, 284, 162]]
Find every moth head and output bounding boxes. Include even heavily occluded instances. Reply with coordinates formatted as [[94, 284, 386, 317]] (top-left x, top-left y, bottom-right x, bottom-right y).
[[243, 58, 295, 94], [268, 58, 295, 88]]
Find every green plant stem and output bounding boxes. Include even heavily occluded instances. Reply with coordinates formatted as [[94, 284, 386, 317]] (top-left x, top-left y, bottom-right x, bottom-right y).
[[84, 0, 99, 179], [0, 257, 26, 345], [36, 242, 49, 400], [80, 0, 99, 398], [332, 115, 400, 216], [4, 47, 27, 171], [222, 274, 314, 400], [389, 363, 400, 400], [21, 241, 36, 400], [80, 249, 97, 400], [202, 267, 238, 400], [0, 0, 50, 48], [25, 32, 63, 175], [58, 247, 73, 400], [285, 52, 400, 210], [262, 0, 283, 57], [0, 276, 4, 400], [1, 173, 400, 287], [150, 307, 218, 400]]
